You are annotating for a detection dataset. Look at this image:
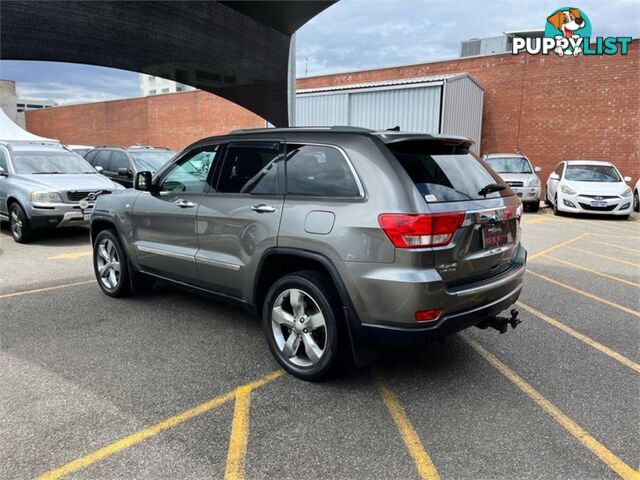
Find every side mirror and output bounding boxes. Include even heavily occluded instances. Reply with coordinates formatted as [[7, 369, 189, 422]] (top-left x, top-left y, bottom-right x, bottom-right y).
[[118, 167, 132, 177], [534, 166, 542, 173], [549, 172, 560, 181], [134, 171, 154, 191], [623, 176, 632, 182], [95, 165, 104, 174], [0, 166, 7, 177]]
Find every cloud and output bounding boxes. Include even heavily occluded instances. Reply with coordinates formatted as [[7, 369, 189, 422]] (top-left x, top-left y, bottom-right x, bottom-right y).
[[296, 0, 640, 76], [0, 61, 139, 105]]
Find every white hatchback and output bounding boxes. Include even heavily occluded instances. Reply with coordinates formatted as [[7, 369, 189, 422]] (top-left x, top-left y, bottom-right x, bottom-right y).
[[545, 160, 633, 218]]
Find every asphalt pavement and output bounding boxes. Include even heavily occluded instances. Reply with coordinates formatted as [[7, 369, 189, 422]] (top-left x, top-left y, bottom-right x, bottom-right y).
[[0, 207, 638, 480]]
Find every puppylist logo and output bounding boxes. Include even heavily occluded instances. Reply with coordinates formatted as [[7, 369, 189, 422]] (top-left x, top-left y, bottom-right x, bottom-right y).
[[512, 7, 632, 56]]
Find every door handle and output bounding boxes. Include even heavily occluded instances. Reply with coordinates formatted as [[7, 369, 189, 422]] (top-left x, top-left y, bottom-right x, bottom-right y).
[[251, 204, 276, 213], [176, 200, 195, 208]]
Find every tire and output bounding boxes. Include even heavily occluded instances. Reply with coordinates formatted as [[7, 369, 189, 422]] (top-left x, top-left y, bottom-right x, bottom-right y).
[[544, 192, 552, 207], [634, 190, 639, 212], [93, 229, 132, 297], [9, 202, 35, 243], [528, 201, 540, 212], [553, 195, 561, 216], [262, 271, 343, 381]]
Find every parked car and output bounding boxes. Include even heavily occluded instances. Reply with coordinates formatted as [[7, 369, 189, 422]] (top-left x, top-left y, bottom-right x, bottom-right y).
[[0, 141, 124, 243], [483, 153, 542, 212], [545, 160, 633, 218], [90, 127, 526, 380], [85, 145, 175, 188], [65, 144, 94, 157], [633, 178, 640, 213]]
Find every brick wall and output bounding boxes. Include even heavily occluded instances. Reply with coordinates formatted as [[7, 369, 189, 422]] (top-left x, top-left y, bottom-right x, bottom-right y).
[[26, 40, 639, 184], [297, 40, 639, 184], [25, 91, 265, 152]]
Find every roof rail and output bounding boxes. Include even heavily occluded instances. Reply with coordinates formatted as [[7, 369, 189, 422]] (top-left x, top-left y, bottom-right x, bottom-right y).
[[229, 125, 375, 135]]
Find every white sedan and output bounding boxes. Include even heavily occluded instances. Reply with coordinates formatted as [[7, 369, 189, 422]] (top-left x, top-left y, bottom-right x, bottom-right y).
[[545, 160, 633, 218]]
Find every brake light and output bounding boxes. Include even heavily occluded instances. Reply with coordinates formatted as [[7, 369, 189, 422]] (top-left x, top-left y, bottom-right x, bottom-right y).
[[415, 308, 443, 322], [378, 212, 465, 248]]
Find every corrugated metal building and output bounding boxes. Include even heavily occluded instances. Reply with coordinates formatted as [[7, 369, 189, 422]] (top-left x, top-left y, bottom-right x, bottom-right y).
[[295, 73, 484, 152]]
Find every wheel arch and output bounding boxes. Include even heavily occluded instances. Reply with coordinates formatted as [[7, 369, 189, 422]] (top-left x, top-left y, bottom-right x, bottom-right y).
[[253, 247, 370, 366]]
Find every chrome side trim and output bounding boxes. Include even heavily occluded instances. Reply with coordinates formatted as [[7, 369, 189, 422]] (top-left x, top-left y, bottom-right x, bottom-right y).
[[136, 244, 196, 262], [195, 254, 242, 271]]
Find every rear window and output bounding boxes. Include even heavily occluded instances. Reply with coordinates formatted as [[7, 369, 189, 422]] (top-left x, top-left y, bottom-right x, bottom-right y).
[[485, 156, 532, 174], [387, 141, 510, 203]]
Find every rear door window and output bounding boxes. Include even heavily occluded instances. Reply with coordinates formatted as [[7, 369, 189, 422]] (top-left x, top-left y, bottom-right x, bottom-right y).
[[110, 151, 130, 172], [285, 144, 360, 197], [386, 140, 510, 202]]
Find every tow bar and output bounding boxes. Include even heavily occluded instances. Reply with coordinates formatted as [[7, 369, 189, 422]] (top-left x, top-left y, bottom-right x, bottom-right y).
[[478, 309, 521, 334]]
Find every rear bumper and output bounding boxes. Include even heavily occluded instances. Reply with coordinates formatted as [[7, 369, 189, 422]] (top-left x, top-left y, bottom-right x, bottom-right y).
[[358, 282, 522, 345], [337, 243, 527, 342]]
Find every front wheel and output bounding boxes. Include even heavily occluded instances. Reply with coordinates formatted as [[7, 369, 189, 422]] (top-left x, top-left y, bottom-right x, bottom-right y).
[[633, 190, 639, 212], [9, 203, 35, 243], [528, 201, 540, 212], [263, 271, 342, 381], [553, 195, 561, 216], [93, 229, 132, 297]]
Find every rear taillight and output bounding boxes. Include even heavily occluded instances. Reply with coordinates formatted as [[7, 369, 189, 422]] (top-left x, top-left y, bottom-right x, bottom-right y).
[[378, 212, 465, 248]]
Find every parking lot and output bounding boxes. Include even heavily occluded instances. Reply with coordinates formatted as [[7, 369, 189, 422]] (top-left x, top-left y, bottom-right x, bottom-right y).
[[1, 207, 638, 480]]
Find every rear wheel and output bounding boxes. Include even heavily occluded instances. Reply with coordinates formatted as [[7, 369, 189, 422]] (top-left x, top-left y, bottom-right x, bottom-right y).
[[528, 201, 540, 212], [263, 271, 342, 381], [93, 229, 132, 297], [544, 192, 552, 207], [9, 202, 35, 243]]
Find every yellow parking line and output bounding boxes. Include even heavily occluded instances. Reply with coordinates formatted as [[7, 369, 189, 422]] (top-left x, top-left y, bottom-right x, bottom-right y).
[[527, 270, 640, 318], [528, 233, 588, 260], [465, 338, 640, 480], [377, 379, 440, 480], [0, 280, 95, 300], [564, 246, 640, 268], [224, 386, 253, 480], [517, 301, 640, 373], [584, 239, 640, 254], [37, 370, 284, 480], [587, 232, 640, 240], [543, 255, 640, 288], [50, 251, 93, 260]]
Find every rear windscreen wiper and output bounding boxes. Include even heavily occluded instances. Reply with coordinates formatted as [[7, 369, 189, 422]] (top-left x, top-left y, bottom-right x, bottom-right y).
[[478, 183, 506, 197]]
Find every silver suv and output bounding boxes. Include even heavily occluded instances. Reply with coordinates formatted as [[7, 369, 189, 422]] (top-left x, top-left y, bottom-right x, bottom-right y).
[[90, 127, 527, 380], [0, 141, 123, 243], [483, 153, 542, 212]]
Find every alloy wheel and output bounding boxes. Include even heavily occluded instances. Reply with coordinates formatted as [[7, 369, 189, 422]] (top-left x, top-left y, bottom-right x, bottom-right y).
[[10, 210, 22, 240], [271, 288, 327, 367], [96, 238, 121, 290]]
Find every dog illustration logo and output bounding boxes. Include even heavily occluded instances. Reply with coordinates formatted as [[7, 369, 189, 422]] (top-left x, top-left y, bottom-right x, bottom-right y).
[[545, 7, 591, 56]]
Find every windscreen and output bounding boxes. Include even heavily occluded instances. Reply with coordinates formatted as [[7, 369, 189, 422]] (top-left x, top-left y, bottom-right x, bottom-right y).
[[485, 157, 532, 174], [131, 150, 175, 172], [387, 140, 511, 202], [564, 164, 621, 182], [12, 150, 95, 174]]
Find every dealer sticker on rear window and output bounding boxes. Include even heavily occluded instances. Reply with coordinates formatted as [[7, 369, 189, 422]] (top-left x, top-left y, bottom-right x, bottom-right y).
[[424, 194, 438, 202]]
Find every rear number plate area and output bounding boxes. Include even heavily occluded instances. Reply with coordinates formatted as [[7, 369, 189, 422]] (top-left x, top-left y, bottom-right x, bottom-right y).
[[482, 222, 512, 249]]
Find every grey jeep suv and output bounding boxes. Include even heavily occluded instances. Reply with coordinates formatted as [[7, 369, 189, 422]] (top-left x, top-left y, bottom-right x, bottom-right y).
[[90, 127, 527, 380]]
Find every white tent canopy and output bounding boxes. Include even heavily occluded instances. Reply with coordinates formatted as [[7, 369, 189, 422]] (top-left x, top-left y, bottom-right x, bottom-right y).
[[0, 107, 58, 143]]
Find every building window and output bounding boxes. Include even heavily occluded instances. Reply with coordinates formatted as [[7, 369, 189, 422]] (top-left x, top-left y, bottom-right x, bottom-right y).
[[161, 88, 170, 93], [149, 89, 156, 95]]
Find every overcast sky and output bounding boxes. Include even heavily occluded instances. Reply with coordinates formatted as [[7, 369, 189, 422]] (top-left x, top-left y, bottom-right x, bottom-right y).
[[0, 0, 638, 105]]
